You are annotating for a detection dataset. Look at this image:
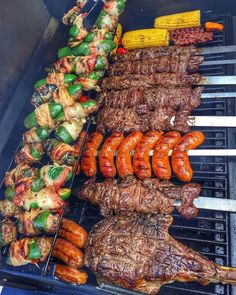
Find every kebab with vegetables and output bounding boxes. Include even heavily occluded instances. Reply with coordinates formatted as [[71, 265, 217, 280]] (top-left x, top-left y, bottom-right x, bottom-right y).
[[15, 143, 44, 165], [0, 219, 17, 247]]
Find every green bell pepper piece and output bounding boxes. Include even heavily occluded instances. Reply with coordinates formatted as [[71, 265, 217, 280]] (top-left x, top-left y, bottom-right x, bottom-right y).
[[89, 71, 103, 80], [48, 103, 63, 118], [31, 145, 42, 160], [30, 202, 39, 209], [55, 126, 74, 144], [28, 240, 42, 260], [64, 74, 77, 84], [33, 211, 50, 231], [84, 32, 95, 43], [67, 84, 83, 97], [34, 78, 47, 90], [117, 0, 125, 13], [58, 47, 73, 59], [94, 56, 107, 71], [24, 112, 37, 129], [35, 128, 50, 141], [72, 42, 90, 56], [101, 40, 116, 53], [59, 188, 71, 200], [69, 24, 80, 38], [48, 166, 64, 180], [4, 185, 15, 200], [31, 177, 45, 192], [81, 99, 97, 109], [66, 171, 73, 182], [105, 32, 113, 40]]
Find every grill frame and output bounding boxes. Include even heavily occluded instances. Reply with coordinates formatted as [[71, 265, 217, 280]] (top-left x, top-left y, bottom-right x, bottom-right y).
[[0, 6, 236, 295]]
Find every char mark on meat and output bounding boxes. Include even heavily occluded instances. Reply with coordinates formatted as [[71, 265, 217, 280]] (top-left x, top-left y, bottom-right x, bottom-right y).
[[79, 175, 201, 219], [111, 45, 201, 62], [101, 73, 202, 91], [85, 213, 236, 294]]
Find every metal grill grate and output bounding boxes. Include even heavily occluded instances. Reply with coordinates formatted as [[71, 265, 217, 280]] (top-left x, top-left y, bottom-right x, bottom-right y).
[[68, 15, 235, 295]]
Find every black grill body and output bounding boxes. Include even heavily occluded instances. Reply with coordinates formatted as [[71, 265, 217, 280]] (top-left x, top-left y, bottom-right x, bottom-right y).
[[0, 1, 236, 295]]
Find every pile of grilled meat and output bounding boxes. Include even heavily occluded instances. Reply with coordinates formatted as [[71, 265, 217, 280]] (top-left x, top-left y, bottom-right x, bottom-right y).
[[96, 46, 204, 133]]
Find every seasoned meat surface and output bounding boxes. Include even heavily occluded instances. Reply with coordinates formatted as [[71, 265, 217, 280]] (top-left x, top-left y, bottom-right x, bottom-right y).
[[79, 175, 200, 219], [85, 213, 236, 294]]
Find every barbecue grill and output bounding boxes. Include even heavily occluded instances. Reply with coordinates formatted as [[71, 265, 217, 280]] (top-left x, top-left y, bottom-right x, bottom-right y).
[[1, 0, 236, 294]]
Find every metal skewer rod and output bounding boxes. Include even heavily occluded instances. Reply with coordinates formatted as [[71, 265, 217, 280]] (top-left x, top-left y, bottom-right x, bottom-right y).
[[188, 116, 236, 127], [174, 197, 236, 212]]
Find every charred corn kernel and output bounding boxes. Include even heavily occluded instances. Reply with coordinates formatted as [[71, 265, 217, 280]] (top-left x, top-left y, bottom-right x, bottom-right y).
[[154, 10, 201, 30], [111, 23, 123, 55], [122, 29, 169, 50]]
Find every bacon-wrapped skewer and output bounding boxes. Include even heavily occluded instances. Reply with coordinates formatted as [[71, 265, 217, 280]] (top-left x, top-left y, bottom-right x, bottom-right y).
[[0, 200, 21, 218], [15, 143, 44, 165], [24, 101, 96, 130], [5, 164, 37, 188], [0, 219, 17, 248], [68, 13, 88, 47], [23, 127, 51, 144], [4, 165, 72, 201], [62, 1, 87, 26], [17, 209, 60, 236], [6, 237, 52, 266], [11, 186, 70, 211], [49, 55, 108, 76], [44, 139, 75, 166]]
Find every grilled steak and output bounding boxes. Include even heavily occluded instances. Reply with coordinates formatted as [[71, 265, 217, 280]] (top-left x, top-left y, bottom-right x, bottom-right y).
[[79, 175, 200, 219], [108, 55, 204, 76], [85, 213, 236, 294], [101, 73, 202, 91], [98, 87, 203, 110], [111, 45, 201, 62]]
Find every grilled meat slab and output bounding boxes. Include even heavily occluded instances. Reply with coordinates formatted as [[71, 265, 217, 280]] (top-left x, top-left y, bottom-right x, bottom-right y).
[[108, 55, 204, 76], [79, 176, 201, 219], [85, 213, 236, 294], [97, 106, 191, 133], [111, 45, 201, 62], [98, 87, 203, 110], [101, 73, 202, 91]]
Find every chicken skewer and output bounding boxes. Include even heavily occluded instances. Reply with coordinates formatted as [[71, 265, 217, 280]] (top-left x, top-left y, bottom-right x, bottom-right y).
[[85, 213, 236, 295]]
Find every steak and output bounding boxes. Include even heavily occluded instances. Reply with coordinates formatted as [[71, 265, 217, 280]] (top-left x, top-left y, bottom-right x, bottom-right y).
[[111, 45, 201, 62], [101, 73, 202, 91], [79, 175, 201, 219], [108, 55, 204, 76], [85, 213, 236, 294], [98, 87, 203, 110]]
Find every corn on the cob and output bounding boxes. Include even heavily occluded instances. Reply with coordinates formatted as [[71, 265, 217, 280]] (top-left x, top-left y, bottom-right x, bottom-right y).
[[122, 28, 169, 50], [154, 10, 201, 30]]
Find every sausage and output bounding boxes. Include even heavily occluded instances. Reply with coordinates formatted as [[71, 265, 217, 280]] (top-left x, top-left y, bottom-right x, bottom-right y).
[[53, 238, 84, 269], [133, 131, 163, 180], [152, 131, 181, 180], [99, 131, 124, 178], [116, 131, 143, 179], [171, 131, 205, 182], [72, 131, 87, 175], [81, 132, 104, 177], [55, 264, 88, 285], [59, 218, 88, 248]]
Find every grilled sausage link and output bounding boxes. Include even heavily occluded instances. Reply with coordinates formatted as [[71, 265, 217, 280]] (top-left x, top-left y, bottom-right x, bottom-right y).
[[81, 132, 104, 177], [152, 131, 181, 180], [172, 131, 205, 182], [116, 131, 143, 179], [133, 131, 163, 180], [59, 218, 88, 248], [55, 264, 88, 285], [53, 238, 84, 269], [99, 131, 124, 178]]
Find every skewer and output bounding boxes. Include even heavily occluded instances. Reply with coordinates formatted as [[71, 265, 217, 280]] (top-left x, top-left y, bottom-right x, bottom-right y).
[[175, 197, 236, 213], [150, 149, 236, 157], [188, 116, 236, 127], [200, 45, 236, 55], [202, 59, 236, 66], [198, 76, 236, 85], [201, 92, 236, 98]]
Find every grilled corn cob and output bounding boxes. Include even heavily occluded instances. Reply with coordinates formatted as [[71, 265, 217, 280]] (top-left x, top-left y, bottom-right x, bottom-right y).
[[154, 10, 201, 30], [122, 28, 169, 50]]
